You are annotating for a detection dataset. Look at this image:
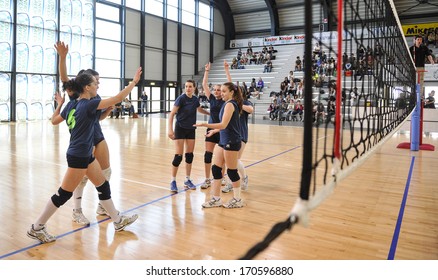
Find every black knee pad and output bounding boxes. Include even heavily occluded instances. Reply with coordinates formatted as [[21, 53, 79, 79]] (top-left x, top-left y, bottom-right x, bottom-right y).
[[96, 181, 111, 200], [227, 168, 240, 182], [172, 154, 183, 167], [51, 187, 73, 208], [204, 151, 213, 164], [185, 152, 194, 164], [212, 164, 223, 180]]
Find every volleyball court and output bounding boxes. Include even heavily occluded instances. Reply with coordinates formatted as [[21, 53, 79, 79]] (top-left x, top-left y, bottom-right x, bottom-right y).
[[240, 0, 416, 259]]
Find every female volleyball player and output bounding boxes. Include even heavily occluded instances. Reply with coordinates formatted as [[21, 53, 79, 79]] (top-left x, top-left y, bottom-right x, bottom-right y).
[[27, 68, 142, 244], [195, 82, 244, 208], [54, 41, 113, 226], [168, 80, 209, 192], [200, 62, 225, 189]]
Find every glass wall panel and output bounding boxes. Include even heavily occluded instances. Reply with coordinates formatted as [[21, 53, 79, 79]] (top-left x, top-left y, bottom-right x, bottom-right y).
[[96, 20, 121, 41], [145, 0, 163, 17], [125, 0, 141, 10], [95, 58, 121, 78], [96, 3, 120, 20]]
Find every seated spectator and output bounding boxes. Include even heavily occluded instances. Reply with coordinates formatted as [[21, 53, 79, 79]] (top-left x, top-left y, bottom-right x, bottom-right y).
[[257, 52, 264, 64], [326, 95, 336, 122], [263, 59, 273, 73], [256, 77, 264, 92], [110, 102, 123, 118], [315, 102, 325, 123], [262, 45, 268, 54], [247, 46, 253, 56], [291, 100, 304, 121], [313, 42, 321, 56], [268, 45, 276, 59], [268, 99, 280, 120], [237, 48, 242, 61], [123, 98, 135, 117], [285, 99, 295, 121], [278, 99, 288, 121], [249, 78, 257, 93], [287, 71, 294, 83], [231, 57, 238, 69], [295, 56, 302, 71], [296, 80, 303, 98], [249, 52, 258, 64], [424, 90, 436, 109]]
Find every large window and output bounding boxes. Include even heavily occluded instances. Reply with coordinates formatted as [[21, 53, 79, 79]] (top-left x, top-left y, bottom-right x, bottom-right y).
[[166, 0, 178, 22], [198, 2, 211, 31], [145, 0, 163, 17], [181, 0, 195, 27], [0, 0, 93, 121], [95, 2, 122, 99]]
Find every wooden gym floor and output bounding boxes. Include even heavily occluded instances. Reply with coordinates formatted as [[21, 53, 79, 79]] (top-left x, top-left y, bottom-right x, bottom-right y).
[[0, 115, 437, 260]]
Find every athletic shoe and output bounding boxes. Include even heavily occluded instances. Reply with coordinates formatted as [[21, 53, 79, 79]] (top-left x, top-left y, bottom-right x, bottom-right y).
[[202, 197, 222, 208], [114, 214, 139, 232], [221, 182, 233, 193], [27, 225, 56, 243], [72, 208, 90, 226], [223, 197, 244, 209], [242, 175, 249, 191], [170, 180, 178, 193], [201, 178, 212, 189], [96, 203, 108, 216], [184, 179, 196, 190]]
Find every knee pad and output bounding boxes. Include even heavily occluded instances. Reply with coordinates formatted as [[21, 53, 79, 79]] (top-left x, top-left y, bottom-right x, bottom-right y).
[[51, 187, 73, 208], [96, 181, 111, 200], [172, 154, 183, 167], [102, 167, 112, 181], [185, 152, 194, 164], [227, 168, 240, 182], [78, 176, 88, 189], [204, 151, 213, 164], [212, 164, 223, 180]]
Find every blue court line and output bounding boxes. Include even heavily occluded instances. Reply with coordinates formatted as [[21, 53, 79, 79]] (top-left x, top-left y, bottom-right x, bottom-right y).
[[387, 156, 415, 260], [0, 146, 301, 259]]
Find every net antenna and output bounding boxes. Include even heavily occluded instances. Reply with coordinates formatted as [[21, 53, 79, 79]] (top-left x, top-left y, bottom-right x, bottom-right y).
[[240, 0, 416, 260]]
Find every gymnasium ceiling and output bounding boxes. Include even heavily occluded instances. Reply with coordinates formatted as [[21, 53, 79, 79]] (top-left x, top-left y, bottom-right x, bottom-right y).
[[212, 0, 438, 38]]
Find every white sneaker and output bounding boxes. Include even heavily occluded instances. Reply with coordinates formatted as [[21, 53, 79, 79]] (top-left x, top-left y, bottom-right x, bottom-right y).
[[221, 182, 233, 193], [202, 197, 222, 208], [27, 224, 56, 243], [114, 214, 139, 232], [72, 209, 90, 226], [223, 197, 244, 208], [96, 203, 108, 216], [242, 175, 249, 191], [201, 178, 212, 189]]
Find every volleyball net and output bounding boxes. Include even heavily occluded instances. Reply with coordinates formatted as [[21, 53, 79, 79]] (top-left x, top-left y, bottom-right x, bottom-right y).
[[240, 0, 416, 259]]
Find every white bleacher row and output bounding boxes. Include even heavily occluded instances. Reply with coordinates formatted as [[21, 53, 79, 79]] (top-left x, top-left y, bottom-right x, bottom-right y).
[[205, 44, 305, 118], [207, 44, 305, 92]]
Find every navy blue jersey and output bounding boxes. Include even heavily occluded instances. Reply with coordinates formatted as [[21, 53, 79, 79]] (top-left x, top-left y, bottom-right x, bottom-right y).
[[174, 93, 200, 129], [239, 100, 252, 142], [61, 98, 100, 157], [208, 96, 225, 124], [219, 100, 241, 146]]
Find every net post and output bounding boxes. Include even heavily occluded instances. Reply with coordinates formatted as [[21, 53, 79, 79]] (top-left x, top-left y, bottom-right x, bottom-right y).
[[334, 0, 343, 160], [410, 83, 420, 151]]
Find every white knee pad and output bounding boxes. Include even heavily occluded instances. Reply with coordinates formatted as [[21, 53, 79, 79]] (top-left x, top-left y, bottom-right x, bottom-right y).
[[102, 167, 112, 181]]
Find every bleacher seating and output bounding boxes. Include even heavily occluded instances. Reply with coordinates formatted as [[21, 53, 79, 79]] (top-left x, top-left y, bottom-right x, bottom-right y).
[[205, 44, 305, 120]]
